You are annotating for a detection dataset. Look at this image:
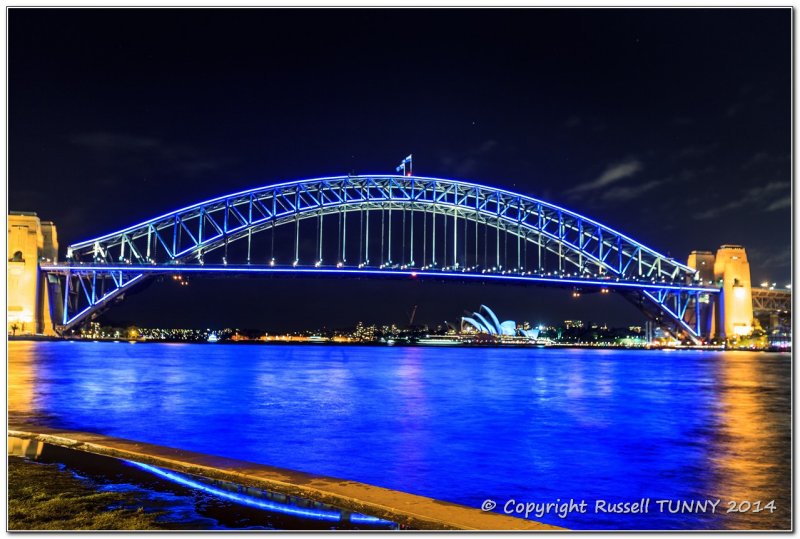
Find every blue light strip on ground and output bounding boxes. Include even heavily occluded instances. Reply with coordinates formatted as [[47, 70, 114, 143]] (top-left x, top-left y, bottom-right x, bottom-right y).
[[125, 460, 391, 525], [41, 265, 720, 293]]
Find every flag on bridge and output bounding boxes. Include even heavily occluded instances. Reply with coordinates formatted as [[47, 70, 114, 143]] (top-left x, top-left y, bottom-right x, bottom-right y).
[[396, 154, 413, 176]]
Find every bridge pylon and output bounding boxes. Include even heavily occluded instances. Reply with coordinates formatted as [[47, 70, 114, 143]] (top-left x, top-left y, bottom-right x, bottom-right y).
[[7, 212, 59, 336], [688, 245, 756, 341]]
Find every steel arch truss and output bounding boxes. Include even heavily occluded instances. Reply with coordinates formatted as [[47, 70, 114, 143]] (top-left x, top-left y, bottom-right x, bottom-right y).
[[67, 175, 695, 280], [751, 289, 792, 315], [640, 289, 712, 341], [50, 269, 146, 332], [52, 175, 710, 337]]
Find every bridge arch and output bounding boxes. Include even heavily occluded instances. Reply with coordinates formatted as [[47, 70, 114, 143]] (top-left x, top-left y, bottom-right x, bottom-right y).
[[67, 175, 693, 279], [45, 175, 715, 339]]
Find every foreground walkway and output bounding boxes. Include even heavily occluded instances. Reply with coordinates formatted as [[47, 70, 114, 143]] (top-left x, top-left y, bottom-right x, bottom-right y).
[[9, 424, 563, 531]]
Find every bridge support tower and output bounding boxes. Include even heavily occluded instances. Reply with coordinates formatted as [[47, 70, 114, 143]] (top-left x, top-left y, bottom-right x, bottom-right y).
[[688, 245, 754, 341], [7, 212, 59, 336]]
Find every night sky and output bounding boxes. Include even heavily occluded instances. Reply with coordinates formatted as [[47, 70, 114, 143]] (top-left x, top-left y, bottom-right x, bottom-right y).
[[9, 8, 792, 331]]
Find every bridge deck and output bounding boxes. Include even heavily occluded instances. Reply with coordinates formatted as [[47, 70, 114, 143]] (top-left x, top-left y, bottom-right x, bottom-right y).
[[8, 424, 563, 531], [40, 263, 719, 293]]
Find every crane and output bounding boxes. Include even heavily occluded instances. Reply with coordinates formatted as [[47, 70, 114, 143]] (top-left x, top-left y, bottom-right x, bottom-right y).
[[408, 304, 418, 327]]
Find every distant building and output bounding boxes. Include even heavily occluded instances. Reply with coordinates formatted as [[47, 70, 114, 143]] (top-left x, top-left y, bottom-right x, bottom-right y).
[[461, 304, 539, 339], [353, 321, 377, 342], [564, 320, 584, 329], [7, 212, 59, 335]]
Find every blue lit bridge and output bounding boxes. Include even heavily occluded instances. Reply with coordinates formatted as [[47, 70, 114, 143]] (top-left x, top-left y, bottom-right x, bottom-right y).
[[41, 175, 720, 341]]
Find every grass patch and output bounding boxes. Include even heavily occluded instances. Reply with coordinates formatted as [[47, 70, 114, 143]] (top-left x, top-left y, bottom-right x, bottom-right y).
[[8, 457, 167, 530]]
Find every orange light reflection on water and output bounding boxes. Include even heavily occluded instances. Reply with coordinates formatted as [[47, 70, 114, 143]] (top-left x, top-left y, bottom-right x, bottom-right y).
[[710, 352, 790, 529], [8, 341, 39, 420]]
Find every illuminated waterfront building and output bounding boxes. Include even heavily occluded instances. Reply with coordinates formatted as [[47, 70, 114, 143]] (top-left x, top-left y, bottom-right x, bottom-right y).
[[461, 305, 540, 339], [353, 322, 378, 342]]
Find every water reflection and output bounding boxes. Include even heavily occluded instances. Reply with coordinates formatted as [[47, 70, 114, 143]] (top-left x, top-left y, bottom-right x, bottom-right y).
[[7, 342, 791, 530], [8, 436, 44, 458], [393, 349, 431, 488], [8, 341, 38, 419], [710, 353, 791, 528]]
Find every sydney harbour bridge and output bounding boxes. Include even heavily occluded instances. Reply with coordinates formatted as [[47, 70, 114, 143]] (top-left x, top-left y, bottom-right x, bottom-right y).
[[35, 173, 738, 343]]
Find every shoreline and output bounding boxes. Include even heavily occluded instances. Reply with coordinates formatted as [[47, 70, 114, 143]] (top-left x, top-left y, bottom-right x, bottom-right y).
[[8, 425, 563, 531], [8, 335, 788, 352], [7, 456, 198, 531]]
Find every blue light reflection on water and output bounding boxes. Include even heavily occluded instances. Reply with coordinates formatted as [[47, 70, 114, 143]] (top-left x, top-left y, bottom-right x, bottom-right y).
[[8, 342, 790, 530]]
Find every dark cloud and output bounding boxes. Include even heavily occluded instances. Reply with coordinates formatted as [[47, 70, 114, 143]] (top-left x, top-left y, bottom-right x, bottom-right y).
[[765, 196, 790, 211], [675, 143, 718, 160], [599, 180, 662, 203], [740, 151, 789, 170], [439, 139, 500, 178], [694, 181, 790, 219], [70, 132, 160, 151], [567, 159, 643, 195], [70, 131, 227, 178]]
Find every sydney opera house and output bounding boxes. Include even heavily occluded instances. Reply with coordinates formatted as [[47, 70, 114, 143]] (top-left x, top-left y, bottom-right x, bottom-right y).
[[460, 305, 540, 340]]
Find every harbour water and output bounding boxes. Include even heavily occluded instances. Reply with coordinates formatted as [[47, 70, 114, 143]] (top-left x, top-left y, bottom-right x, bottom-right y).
[[8, 341, 791, 530]]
